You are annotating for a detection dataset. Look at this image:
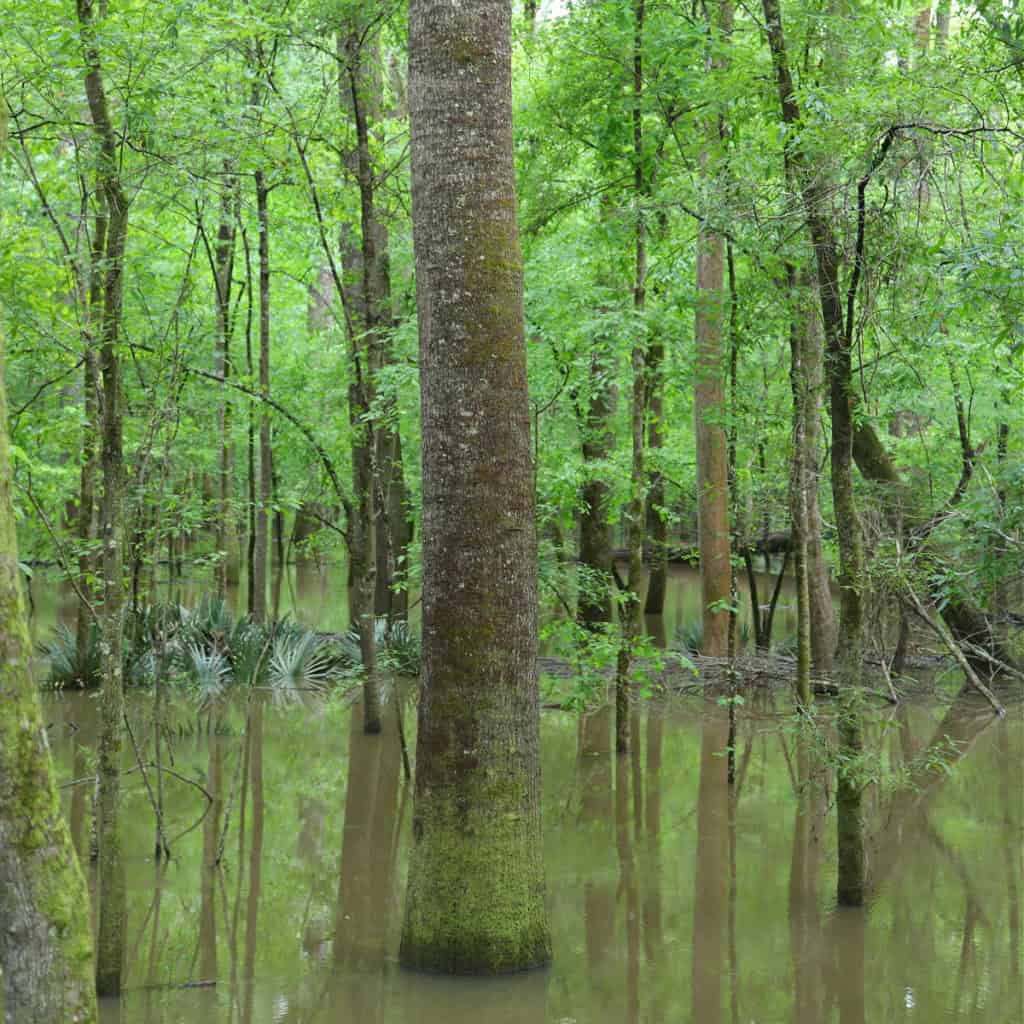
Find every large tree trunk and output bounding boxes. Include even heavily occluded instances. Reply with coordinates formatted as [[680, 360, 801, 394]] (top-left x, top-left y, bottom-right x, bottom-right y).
[[400, 0, 551, 973], [77, 0, 130, 988], [695, 0, 733, 658], [0, 325, 97, 1021]]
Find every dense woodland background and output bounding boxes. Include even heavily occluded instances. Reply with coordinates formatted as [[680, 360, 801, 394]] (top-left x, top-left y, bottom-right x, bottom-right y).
[[1, 0, 1021, 666], [1, 0, 1023, 1015]]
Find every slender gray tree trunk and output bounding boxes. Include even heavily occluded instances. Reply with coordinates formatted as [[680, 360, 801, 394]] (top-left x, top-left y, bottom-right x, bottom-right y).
[[643, 335, 667, 615], [615, 0, 648, 756], [213, 171, 240, 595], [577, 340, 616, 631], [801, 295, 837, 671], [77, 0, 130, 987], [400, 0, 551, 973], [252, 170, 271, 623]]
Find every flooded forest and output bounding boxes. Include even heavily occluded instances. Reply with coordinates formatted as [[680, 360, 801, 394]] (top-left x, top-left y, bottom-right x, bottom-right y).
[[0, 1, 1022, 1022]]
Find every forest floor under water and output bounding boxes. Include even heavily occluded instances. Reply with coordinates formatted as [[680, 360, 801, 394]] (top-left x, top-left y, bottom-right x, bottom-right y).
[[43, 681, 1023, 1024], [26, 562, 1024, 1023]]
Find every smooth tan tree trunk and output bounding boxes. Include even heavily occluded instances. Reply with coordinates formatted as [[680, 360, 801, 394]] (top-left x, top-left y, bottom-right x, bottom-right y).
[[400, 0, 551, 973], [0, 320, 97, 1020], [695, 0, 733, 658]]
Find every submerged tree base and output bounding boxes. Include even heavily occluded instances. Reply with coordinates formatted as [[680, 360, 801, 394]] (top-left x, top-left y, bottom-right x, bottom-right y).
[[400, 782, 552, 975]]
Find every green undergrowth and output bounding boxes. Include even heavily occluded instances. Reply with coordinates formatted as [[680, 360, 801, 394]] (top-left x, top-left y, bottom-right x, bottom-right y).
[[39, 594, 421, 701]]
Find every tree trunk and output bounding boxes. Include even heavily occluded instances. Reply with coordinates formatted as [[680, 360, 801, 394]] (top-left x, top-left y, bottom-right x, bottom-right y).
[[761, 0, 866, 908], [643, 334, 667, 614], [802, 297, 837, 672], [75, 197, 105, 680], [695, 0, 733, 658], [788, 271, 812, 706], [0, 325, 97, 1021], [615, 0, 647, 756], [400, 0, 551, 973], [213, 171, 240, 596], [252, 170, 271, 624], [374, 423, 412, 621], [77, 0, 130, 989], [338, 22, 384, 728], [577, 341, 616, 631], [346, 33, 408, 626]]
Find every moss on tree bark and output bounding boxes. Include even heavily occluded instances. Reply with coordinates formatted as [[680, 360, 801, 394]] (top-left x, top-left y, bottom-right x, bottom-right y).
[[400, 0, 551, 974], [0, 322, 97, 1022]]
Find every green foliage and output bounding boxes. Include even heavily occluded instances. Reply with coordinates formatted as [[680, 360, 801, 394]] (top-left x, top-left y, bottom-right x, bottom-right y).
[[38, 595, 368, 697], [39, 623, 101, 690], [2, 0, 1021, 681]]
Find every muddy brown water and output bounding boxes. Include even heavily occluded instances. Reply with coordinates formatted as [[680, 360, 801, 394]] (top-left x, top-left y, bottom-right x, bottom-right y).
[[43, 685, 1022, 1024], [25, 563, 1023, 1021]]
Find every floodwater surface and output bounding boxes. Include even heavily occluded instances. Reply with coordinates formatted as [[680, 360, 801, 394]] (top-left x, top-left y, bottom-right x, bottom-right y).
[[43, 685, 1023, 1024]]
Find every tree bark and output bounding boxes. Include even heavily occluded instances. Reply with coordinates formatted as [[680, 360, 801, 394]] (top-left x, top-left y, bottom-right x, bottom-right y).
[[615, 0, 648, 755], [338, 22, 384, 728], [643, 334, 667, 615], [788, 271, 812, 706], [577, 340, 616, 631], [213, 171, 240, 595], [695, 0, 733, 658], [400, 0, 551, 973], [252, 170, 271, 623], [800, 292, 837, 671], [75, 198, 105, 680], [0, 326, 97, 1022]]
